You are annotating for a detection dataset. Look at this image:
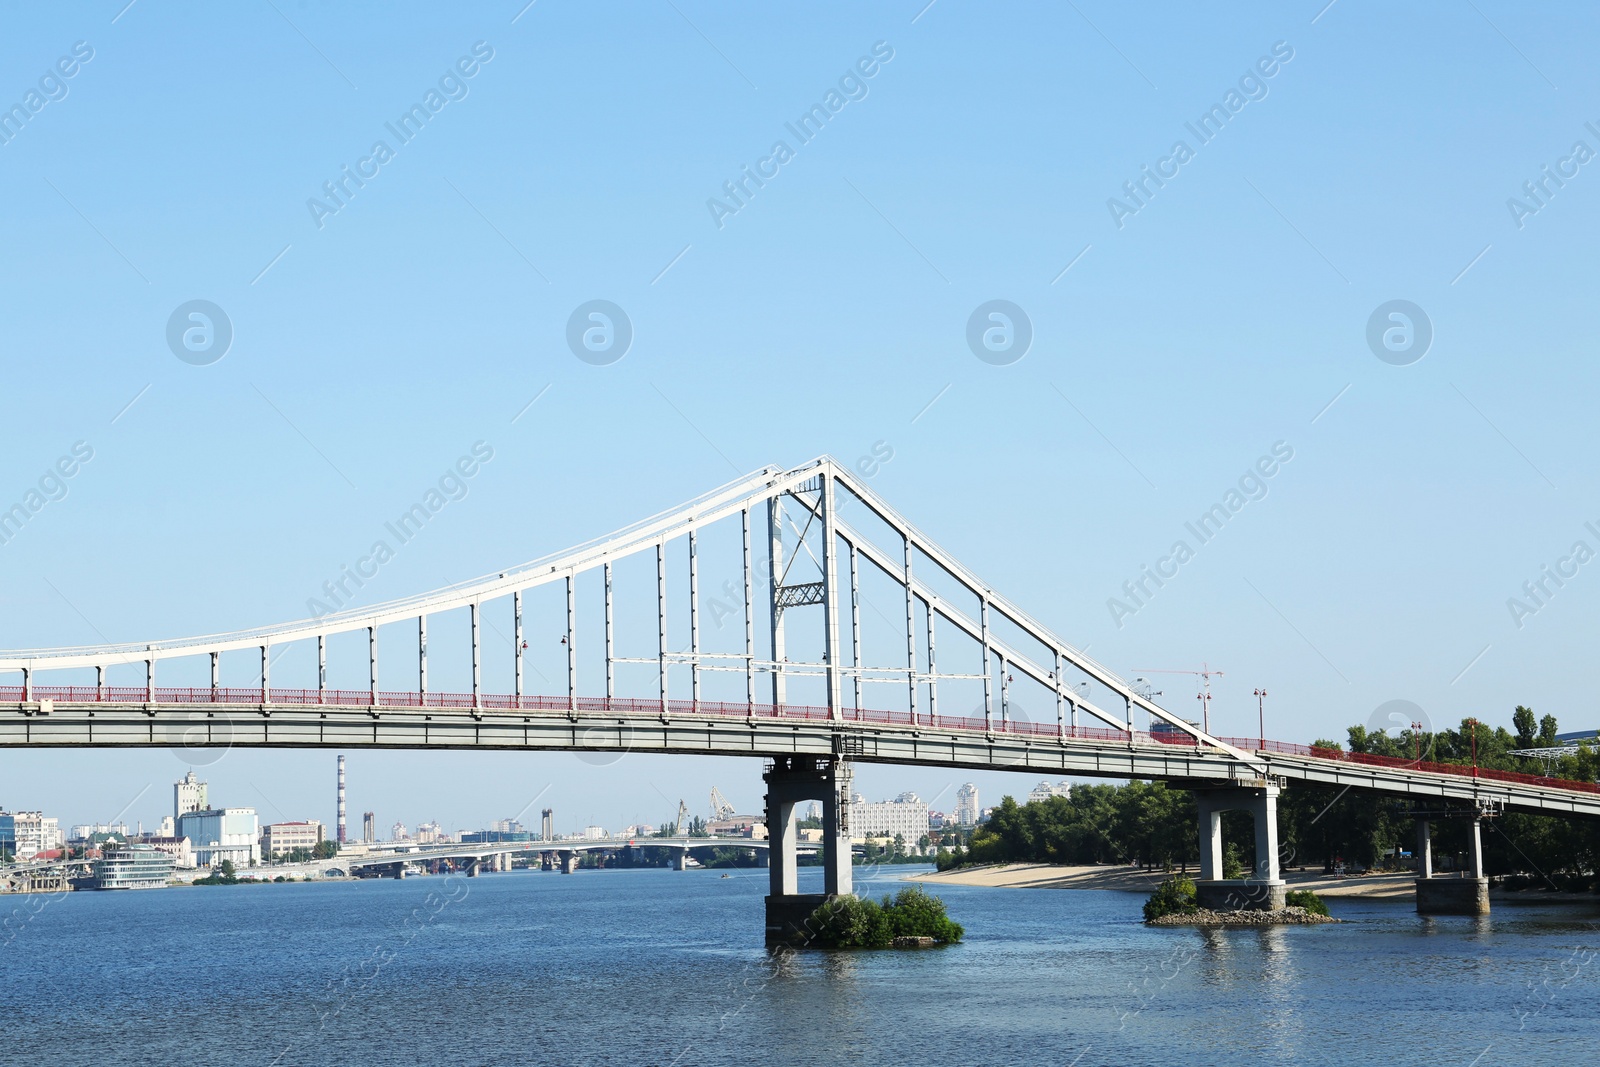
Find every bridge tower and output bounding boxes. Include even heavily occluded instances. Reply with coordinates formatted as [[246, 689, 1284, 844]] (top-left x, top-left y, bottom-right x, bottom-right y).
[[764, 754, 853, 943]]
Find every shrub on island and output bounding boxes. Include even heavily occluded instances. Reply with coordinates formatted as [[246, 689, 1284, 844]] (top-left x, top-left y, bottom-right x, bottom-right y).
[[1142, 875, 1199, 921], [1284, 889, 1330, 916], [808, 886, 964, 948]]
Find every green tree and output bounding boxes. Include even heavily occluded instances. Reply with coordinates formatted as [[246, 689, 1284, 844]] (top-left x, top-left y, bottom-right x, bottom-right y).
[[1513, 706, 1538, 749]]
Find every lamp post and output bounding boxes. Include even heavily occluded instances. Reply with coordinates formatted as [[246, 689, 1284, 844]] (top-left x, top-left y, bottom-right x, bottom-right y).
[[1466, 717, 1479, 777], [1411, 720, 1423, 764], [1253, 688, 1267, 751]]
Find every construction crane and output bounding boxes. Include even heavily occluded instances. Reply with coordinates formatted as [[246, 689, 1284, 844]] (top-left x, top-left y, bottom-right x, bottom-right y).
[[675, 799, 689, 837], [710, 786, 736, 822], [1131, 664, 1224, 733]]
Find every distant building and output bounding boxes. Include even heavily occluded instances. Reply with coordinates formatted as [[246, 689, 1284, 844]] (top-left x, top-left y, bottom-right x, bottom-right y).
[[133, 835, 194, 869], [582, 825, 607, 840], [0, 810, 61, 861], [849, 791, 929, 845], [1027, 780, 1072, 804], [492, 818, 524, 834], [955, 784, 979, 826], [416, 820, 446, 844], [362, 812, 376, 844], [260, 821, 325, 859], [69, 821, 129, 842], [708, 814, 761, 836], [391, 822, 409, 841], [174, 771, 208, 822], [177, 808, 259, 868]]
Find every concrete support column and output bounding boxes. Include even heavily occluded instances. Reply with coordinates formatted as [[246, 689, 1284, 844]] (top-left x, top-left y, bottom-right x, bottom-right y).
[[1252, 786, 1281, 883], [1197, 801, 1223, 882], [764, 755, 853, 943], [1467, 817, 1484, 879], [673, 850, 688, 872], [466, 858, 480, 878], [1417, 819, 1433, 879], [1190, 781, 1285, 911], [769, 796, 798, 894]]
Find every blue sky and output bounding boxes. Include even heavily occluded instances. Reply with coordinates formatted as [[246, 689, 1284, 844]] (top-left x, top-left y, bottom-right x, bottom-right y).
[[2, 1, 1597, 836]]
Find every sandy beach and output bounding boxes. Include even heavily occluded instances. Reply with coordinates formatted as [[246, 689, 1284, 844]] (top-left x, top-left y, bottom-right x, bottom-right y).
[[909, 863, 1419, 900]]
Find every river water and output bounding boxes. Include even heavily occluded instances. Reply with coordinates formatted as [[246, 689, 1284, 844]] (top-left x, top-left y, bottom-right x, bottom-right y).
[[1, 865, 1595, 1065]]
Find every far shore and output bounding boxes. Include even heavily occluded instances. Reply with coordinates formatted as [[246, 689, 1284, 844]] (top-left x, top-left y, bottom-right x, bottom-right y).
[[909, 864, 1508, 901]]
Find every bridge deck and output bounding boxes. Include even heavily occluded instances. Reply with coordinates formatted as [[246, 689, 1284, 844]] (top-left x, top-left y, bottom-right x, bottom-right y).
[[5, 690, 1596, 818]]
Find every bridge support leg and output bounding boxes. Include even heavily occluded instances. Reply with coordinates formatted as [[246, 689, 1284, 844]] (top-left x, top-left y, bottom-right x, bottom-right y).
[[764, 755, 852, 944], [1191, 781, 1285, 912], [466, 859, 480, 878], [673, 850, 687, 871], [1416, 815, 1490, 915], [561, 851, 578, 875]]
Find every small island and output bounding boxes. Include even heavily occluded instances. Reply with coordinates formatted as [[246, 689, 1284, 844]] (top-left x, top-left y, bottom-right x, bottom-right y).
[[1143, 876, 1339, 926], [806, 886, 964, 948]]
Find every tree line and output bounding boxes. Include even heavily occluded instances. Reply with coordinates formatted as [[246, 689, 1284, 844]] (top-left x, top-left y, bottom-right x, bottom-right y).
[[935, 707, 1600, 890]]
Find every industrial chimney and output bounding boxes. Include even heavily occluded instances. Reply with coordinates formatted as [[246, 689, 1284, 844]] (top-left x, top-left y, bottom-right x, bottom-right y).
[[337, 754, 347, 844]]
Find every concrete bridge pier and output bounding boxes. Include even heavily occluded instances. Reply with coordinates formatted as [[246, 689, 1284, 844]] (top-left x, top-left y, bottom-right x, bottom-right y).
[[764, 754, 852, 944], [465, 858, 481, 878], [672, 850, 687, 871], [391, 863, 407, 880], [1192, 780, 1286, 911], [540, 851, 553, 871], [1415, 814, 1490, 915], [560, 850, 578, 875]]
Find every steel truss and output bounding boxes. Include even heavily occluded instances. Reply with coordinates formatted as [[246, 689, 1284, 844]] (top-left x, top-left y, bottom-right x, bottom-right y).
[[0, 457, 1255, 768]]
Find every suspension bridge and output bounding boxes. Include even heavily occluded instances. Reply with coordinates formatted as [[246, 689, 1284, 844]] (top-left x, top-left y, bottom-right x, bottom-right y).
[[3, 457, 1596, 931]]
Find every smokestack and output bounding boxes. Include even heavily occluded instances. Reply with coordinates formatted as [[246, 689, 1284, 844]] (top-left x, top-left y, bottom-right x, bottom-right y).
[[337, 754, 347, 844]]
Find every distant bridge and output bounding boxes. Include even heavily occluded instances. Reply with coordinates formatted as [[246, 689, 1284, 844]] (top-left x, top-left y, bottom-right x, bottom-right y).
[[3, 457, 1595, 926]]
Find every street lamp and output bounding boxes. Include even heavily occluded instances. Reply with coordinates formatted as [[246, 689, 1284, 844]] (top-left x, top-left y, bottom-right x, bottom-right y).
[[1465, 717, 1479, 777], [1253, 688, 1267, 751], [1411, 720, 1424, 764]]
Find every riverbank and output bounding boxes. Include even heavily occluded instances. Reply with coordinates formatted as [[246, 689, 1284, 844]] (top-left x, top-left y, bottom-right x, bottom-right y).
[[909, 864, 1421, 900]]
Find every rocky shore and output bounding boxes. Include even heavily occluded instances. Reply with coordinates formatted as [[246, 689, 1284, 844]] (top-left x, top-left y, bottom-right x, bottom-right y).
[[1146, 906, 1340, 927]]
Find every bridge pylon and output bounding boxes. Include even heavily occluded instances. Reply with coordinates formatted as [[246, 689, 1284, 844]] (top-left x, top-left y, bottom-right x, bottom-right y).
[[1413, 803, 1493, 915], [763, 754, 852, 944], [1190, 779, 1286, 911]]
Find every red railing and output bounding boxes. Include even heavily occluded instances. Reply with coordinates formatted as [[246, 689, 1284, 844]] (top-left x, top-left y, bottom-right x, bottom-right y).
[[4, 685, 1597, 796]]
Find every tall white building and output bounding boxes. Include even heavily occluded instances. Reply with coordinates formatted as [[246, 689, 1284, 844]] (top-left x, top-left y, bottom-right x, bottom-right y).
[[175, 771, 208, 822], [850, 791, 929, 844], [1028, 780, 1073, 804], [955, 783, 980, 826], [177, 807, 259, 868]]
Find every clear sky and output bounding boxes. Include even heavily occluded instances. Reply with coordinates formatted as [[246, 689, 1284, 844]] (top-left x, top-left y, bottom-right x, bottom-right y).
[[2, 1, 1597, 837]]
